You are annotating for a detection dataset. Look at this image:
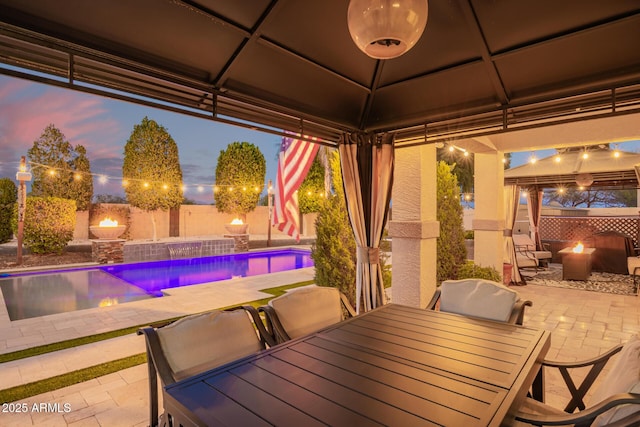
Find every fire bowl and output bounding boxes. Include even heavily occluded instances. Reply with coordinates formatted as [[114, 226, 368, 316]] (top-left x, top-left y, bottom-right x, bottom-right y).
[[90, 225, 126, 240], [224, 223, 249, 235]]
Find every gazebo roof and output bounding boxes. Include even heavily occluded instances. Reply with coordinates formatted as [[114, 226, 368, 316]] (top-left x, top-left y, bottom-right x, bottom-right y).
[[0, 1, 639, 148], [504, 147, 640, 188]]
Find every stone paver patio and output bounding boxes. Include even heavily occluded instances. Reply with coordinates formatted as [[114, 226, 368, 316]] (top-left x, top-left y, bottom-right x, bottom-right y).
[[0, 266, 638, 426]]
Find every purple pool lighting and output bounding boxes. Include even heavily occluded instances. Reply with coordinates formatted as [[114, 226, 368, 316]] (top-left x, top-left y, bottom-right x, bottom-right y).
[[0, 249, 313, 320], [102, 249, 314, 296]]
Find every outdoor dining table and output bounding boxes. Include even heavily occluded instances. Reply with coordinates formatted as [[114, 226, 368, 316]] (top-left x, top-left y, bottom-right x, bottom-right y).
[[163, 303, 551, 427]]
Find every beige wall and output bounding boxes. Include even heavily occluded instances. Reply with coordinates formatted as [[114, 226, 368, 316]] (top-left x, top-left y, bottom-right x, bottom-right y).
[[78, 205, 317, 240], [73, 211, 89, 240]]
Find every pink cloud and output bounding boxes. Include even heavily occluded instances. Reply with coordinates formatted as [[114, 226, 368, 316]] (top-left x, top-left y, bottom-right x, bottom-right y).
[[0, 79, 122, 162]]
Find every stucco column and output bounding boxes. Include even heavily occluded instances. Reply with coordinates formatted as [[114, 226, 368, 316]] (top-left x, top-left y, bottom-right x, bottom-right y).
[[388, 144, 438, 307], [473, 152, 505, 274]]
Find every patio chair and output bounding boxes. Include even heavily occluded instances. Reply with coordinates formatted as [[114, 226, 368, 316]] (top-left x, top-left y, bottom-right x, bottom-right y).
[[627, 257, 640, 295], [260, 285, 356, 343], [137, 306, 275, 427], [514, 234, 552, 270], [426, 278, 532, 325], [515, 335, 640, 427]]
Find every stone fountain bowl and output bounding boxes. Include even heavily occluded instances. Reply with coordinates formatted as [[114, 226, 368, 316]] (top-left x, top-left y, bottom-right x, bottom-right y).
[[224, 223, 249, 235], [90, 225, 126, 240]]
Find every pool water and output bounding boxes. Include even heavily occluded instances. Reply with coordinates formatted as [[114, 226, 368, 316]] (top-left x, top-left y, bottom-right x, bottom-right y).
[[0, 249, 313, 321]]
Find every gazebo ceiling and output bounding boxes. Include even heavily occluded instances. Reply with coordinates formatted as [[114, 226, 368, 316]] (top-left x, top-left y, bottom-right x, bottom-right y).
[[0, 1, 639, 147]]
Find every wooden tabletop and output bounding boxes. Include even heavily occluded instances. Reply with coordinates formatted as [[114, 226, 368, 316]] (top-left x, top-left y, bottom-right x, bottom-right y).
[[164, 303, 550, 427]]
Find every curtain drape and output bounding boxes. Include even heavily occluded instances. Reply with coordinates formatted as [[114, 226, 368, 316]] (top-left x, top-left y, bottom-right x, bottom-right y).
[[504, 185, 524, 285], [527, 186, 544, 250], [338, 132, 394, 313]]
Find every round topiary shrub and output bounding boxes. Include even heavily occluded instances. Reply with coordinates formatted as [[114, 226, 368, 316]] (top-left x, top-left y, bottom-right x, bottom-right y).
[[13, 197, 76, 254]]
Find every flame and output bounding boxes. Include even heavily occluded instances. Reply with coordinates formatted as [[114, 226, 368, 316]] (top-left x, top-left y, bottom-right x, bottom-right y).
[[99, 297, 119, 307], [572, 242, 584, 253], [230, 218, 243, 225], [99, 217, 119, 227]]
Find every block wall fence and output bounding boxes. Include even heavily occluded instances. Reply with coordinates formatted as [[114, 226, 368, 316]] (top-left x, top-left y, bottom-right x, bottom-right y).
[[73, 205, 318, 241]]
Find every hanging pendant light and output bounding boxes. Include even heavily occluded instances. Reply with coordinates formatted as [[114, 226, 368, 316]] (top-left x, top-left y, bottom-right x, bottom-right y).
[[348, 0, 429, 59], [575, 173, 594, 187]]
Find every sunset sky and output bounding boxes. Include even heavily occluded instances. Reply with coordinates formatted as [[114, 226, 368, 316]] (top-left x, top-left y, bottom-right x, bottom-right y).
[[0, 74, 282, 204], [0, 74, 638, 204]]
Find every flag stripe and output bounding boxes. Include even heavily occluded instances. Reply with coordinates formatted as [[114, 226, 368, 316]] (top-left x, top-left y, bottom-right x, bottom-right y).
[[273, 135, 319, 241]]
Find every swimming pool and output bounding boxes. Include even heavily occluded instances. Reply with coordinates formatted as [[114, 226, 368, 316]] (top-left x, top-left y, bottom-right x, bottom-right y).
[[0, 249, 313, 321]]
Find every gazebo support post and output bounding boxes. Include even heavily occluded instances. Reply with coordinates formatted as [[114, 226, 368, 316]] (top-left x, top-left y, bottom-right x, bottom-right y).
[[473, 152, 506, 277], [388, 144, 439, 307]]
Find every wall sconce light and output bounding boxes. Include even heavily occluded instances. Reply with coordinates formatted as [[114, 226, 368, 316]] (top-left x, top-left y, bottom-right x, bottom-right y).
[[348, 0, 429, 59]]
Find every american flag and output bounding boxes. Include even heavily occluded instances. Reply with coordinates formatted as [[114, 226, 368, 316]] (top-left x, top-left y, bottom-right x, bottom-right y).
[[273, 134, 319, 241]]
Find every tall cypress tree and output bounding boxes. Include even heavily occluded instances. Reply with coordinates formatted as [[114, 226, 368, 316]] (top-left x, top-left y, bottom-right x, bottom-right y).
[[437, 161, 467, 282], [122, 117, 183, 240], [214, 141, 265, 220], [28, 124, 93, 210]]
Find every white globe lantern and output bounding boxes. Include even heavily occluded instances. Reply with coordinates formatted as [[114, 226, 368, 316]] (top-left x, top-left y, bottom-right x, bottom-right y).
[[348, 0, 429, 59]]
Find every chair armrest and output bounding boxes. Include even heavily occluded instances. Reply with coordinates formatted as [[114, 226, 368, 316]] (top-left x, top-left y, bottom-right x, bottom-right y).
[[515, 393, 640, 426], [509, 299, 532, 325], [541, 344, 623, 369], [426, 289, 441, 310], [516, 245, 538, 260]]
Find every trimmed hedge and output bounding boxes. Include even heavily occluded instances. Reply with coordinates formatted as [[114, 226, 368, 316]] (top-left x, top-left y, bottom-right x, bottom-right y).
[[13, 197, 76, 254], [0, 178, 17, 243]]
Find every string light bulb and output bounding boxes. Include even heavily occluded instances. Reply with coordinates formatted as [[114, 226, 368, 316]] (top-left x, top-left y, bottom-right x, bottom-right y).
[[26, 160, 273, 197]]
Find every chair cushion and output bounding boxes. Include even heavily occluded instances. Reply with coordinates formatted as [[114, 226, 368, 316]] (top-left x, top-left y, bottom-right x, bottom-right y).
[[590, 335, 640, 427], [531, 250, 552, 260], [628, 257, 640, 275], [158, 309, 262, 381], [269, 286, 343, 339], [440, 279, 519, 322], [513, 234, 536, 250]]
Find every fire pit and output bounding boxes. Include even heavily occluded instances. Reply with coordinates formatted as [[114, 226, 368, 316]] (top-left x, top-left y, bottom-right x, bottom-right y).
[[223, 218, 249, 252], [224, 218, 249, 235], [559, 243, 596, 281], [90, 218, 126, 240]]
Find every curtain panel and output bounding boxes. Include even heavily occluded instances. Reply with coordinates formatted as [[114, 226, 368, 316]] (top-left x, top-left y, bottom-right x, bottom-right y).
[[504, 185, 524, 285], [338, 132, 394, 313], [527, 187, 544, 250]]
